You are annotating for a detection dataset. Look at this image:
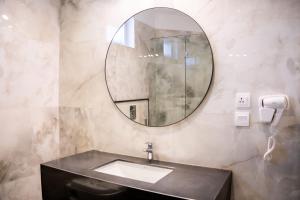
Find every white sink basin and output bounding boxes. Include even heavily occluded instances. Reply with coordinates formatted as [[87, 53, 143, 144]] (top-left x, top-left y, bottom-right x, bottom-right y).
[[94, 160, 173, 184]]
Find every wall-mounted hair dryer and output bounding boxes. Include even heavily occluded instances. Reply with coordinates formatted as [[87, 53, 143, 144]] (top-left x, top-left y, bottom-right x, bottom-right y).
[[258, 95, 289, 161], [258, 95, 289, 126]]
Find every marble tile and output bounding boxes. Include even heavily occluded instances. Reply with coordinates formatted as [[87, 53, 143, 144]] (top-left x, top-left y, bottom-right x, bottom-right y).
[[59, 0, 300, 200], [106, 20, 153, 102], [59, 0, 157, 108], [0, 173, 42, 200], [0, 0, 60, 200], [0, 107, 59, 199], [59, 107, 94, 157], [0, 0, 298, 200], [0, 0, 60, 108]]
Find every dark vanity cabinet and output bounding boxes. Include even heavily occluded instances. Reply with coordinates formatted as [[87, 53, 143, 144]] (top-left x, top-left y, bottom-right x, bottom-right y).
[[41, 151, 232, 200], [41, 166, 182, 200]]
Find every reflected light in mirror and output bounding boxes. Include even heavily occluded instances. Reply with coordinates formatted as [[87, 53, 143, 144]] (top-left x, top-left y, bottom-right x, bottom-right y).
[[1, 14, 9, 20]]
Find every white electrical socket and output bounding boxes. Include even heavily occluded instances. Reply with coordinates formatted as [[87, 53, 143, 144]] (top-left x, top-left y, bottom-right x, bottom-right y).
[[236, 93, 251, 108]]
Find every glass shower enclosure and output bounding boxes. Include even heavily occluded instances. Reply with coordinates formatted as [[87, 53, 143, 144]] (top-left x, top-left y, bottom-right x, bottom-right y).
[[148, 34, 212, 126]]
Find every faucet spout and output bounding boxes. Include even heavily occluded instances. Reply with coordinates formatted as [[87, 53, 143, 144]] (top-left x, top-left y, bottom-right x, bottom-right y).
[[144, 142, 153, 161]]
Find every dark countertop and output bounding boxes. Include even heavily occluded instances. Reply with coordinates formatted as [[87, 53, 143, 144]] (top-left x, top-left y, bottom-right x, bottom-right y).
[[41, 150, 232, 200]]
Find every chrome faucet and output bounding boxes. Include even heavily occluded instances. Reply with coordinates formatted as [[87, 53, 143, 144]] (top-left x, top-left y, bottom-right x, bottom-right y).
[[144, 142, 153, 161]]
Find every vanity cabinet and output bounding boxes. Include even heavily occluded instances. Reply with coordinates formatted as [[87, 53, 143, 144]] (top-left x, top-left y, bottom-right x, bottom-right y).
[[41, 151, 232, 200]]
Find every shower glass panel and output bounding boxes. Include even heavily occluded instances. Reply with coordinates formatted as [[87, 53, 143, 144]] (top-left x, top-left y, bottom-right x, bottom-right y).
[[185, 34, 212, 116], [149, 37, 186, 126], [148, 35, 211, 126]]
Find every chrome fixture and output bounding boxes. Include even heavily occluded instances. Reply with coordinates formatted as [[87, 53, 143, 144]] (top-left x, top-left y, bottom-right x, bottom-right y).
[[144, 142, 153, 161]]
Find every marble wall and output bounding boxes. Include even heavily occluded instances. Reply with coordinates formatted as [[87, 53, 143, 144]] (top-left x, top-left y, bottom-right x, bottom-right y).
[[59, 0, 300, 200], [0, 0, 60, 199], [106, 20, 154, 101], [0, 0, 299, 200]]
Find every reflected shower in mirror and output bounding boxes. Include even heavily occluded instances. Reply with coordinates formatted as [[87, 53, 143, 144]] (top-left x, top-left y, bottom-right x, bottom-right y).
[[105, 7, 213, 127]]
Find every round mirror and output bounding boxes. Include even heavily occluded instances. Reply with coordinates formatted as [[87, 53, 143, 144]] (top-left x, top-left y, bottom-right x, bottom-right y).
[[105, 7, 213, 127]]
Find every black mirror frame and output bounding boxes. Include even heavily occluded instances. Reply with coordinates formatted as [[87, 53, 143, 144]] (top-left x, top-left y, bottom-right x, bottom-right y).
[[104, 7, 214, 127]]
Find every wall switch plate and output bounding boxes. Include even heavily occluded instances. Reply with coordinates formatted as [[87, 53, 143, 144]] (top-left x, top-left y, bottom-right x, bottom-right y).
[[236, 92, 251, 108], [235, 111, 250, 127]]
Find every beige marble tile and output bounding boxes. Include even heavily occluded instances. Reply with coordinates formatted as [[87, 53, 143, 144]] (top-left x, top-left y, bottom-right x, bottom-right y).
[[0, 173, 42, 200], [0, 0, 59, 108], [0, 0, 60, 200], [0, 107, 59, 199], [59, 1, 300, 200], [0, 0, 299, 200], [59, 107, 94, 157]]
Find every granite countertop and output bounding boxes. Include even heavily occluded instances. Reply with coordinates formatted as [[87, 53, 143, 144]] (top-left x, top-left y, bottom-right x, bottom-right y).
[[41, 150, 232, 200]]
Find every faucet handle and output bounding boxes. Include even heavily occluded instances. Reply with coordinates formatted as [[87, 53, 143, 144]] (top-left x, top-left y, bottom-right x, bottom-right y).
[[145, 142, 152, 148], [144, 142, 153, 161]]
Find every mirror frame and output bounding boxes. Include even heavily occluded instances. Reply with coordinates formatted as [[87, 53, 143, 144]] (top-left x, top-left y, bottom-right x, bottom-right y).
[[104, 7, 214, 127]]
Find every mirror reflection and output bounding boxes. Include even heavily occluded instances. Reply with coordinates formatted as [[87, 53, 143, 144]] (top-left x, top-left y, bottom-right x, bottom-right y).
[[105, 8, 213, 127]]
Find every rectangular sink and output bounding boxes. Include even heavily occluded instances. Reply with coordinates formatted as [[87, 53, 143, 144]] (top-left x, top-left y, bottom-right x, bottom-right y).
[[94, 160, 173, 184]]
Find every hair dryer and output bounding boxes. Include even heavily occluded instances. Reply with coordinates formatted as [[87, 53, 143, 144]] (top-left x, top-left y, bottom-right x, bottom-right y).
[[259, 95, 288, 127], [258, 95, 289, 161]]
